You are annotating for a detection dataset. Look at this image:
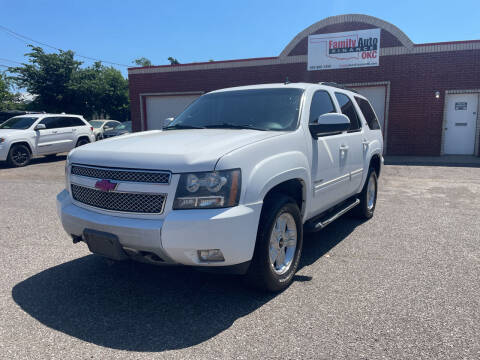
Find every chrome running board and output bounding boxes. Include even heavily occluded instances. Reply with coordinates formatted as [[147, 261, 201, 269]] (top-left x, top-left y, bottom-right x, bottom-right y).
[[305, 198, 360, 232]]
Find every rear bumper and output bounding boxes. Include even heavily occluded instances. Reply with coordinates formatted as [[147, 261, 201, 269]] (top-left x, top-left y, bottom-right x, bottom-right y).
[[56, 190, 262, 268]]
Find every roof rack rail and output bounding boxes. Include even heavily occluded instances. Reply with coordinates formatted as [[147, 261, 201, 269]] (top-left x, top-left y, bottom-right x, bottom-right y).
[[318, 82, 358, 93]]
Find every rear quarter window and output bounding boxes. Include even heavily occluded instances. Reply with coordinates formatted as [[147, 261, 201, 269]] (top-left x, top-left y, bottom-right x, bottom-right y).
[[334, 92, 361, 131], [355, 97, 381, 130], [69, 117, 87, 126]]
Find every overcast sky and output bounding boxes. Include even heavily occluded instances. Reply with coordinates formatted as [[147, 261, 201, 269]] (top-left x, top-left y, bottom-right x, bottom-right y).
[[1, 0, 479, 77]]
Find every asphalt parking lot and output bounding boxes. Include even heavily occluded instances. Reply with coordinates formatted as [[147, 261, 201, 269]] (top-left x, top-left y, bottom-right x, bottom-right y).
[[0, 157, 479, 359]]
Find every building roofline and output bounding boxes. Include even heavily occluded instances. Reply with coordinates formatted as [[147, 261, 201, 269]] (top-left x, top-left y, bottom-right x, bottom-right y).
[[128, 56, 277, 71], [128, 17, 480, 76], [279, 14, 415, 57]]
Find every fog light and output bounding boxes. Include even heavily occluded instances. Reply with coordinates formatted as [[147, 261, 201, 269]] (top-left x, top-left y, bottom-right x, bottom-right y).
[[198, 249, 225, 262]]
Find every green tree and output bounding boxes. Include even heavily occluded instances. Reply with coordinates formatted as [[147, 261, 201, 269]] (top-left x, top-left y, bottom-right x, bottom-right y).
[[9, 45, 130, 120], [69, 62, 129, 120], [133, 57, 152, 67], [0, 72, 16, 110], [168, 57, 180, 65], [10, 46, 81, 113]]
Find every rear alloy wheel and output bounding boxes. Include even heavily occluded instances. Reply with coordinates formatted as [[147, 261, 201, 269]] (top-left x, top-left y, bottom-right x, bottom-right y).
[[76, 138, 89, 147], [246, 195, 303, 292], [7, 144, 31, 167], [353, 167, 378, 219]]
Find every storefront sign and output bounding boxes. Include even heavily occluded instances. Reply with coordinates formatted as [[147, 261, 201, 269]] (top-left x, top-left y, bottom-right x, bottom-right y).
[[455, 102, 467, 110], [308, 28, 381, 71]]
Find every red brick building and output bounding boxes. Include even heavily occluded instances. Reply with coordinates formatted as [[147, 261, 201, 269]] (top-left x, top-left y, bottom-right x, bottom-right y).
[[128, 14, 480, 156]]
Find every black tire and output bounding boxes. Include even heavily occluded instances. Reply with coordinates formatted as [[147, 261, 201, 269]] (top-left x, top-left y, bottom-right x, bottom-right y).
[[246, 194, 303, 292], [96, 134, 103, 141], [7, 144, 31, 167], [76, 138, 90, 147], [353, 167, 378, 219]]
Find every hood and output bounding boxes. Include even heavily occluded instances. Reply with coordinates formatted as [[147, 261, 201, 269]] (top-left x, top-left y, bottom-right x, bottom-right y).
[[69, 129, 282, 172], [0, 129, 26, 138]]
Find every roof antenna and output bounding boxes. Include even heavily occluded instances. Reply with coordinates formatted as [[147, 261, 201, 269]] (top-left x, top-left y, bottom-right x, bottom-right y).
[[284, 77, 290, 85]]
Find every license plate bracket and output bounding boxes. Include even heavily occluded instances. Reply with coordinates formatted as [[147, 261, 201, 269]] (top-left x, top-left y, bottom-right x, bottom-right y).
[[83, 229, 128, 261]]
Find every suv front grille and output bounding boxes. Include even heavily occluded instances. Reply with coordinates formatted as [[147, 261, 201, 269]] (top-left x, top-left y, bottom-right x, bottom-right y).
[[71, 184, 167, 214], [71, 165, 170, 184]]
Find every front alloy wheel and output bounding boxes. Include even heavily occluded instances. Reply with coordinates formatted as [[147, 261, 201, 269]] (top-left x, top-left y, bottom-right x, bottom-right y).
[[246, 194, 303, 292], [269, 213, 297, 275], [7, 144, 31, 167]]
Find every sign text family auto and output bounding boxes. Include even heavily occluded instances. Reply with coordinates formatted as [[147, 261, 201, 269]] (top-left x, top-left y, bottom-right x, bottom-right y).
[[307, 28, 381, 71]]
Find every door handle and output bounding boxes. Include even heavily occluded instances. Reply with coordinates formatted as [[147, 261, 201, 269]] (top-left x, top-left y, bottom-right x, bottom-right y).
[[72, 128, 77, 132], [340, 144, 349, 150], [362, 139, 369, 151], [52, 130, 58, 134]]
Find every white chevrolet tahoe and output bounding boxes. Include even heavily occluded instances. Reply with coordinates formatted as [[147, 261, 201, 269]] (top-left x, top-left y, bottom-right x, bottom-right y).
[[57, 82, 383, 291], [0, 114, 95, 167]]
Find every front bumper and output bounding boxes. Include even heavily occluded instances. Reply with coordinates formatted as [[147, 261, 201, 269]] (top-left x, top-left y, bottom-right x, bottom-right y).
[[0, 144, 8, 161], [56, 189, 262, 268]]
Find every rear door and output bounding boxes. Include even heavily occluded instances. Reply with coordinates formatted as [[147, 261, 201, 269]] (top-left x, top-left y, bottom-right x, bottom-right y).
[[334, 92, 365, 196], [54, 117, 77, 152], [68, 117, 89, 150]]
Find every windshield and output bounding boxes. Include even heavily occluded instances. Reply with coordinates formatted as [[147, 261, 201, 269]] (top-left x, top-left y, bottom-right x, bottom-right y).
[[0, 116, 38, 130], [90, 120, 104, 128], [114, 122, 131, 131], [168, 88, 304, 131]]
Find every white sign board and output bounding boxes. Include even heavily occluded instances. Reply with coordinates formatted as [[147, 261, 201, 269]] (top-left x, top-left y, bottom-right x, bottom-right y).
[[307, 28, 381, 71]]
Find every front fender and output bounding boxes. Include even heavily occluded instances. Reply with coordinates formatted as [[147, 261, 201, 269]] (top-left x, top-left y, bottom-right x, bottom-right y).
[[243, 151, 310, 212], [8, 137, 36, 156]]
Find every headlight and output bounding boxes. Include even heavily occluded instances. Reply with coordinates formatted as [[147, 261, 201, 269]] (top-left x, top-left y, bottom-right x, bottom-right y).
[[173, 169, 241, 209]]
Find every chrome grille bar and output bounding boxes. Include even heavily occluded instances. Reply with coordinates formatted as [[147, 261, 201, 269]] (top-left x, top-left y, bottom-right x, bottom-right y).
[[71, 164, 170, 184], [71, 184, 167, 214]]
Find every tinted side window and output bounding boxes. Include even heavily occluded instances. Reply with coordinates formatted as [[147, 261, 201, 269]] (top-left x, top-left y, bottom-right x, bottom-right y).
[[334, 93, 361, 131], [69, 117, 86, 127], [355, 97, 380, 130], [39, 117, 61, 129], [309, 91, 336, 123]]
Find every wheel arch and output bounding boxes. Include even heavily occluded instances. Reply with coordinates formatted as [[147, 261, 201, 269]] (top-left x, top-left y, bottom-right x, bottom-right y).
[[262, 177, 307, 219], [9, 141, 33, 155], [76, 136, 91, 146], [369, 153, 382, 177]]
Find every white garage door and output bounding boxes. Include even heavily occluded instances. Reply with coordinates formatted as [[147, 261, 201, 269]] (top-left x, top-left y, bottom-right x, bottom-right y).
[[351, 85, 387, 134], [146, 94, 200, 130]]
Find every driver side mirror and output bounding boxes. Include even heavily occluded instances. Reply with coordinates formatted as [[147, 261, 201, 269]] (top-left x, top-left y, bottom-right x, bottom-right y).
[[34, 124, 46, 130], [309, 113, 350, 139]]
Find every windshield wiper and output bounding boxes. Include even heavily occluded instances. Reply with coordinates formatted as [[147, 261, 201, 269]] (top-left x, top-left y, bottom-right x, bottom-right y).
[[164, 124, 206, 130], [205, 123, 266, 131]]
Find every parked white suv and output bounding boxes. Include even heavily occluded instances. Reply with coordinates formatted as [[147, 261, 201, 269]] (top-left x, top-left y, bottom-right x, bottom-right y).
[[0, 114, 95, 167], [57, 83, 383, 291]]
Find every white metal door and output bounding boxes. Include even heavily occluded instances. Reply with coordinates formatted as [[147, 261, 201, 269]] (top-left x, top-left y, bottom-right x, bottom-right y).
[[36, 117, 68, 154], [351, 86, 386, 134], [444, 94, 478, 155], [312, 134, 351, 214], [146, 94, 200, 130]]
